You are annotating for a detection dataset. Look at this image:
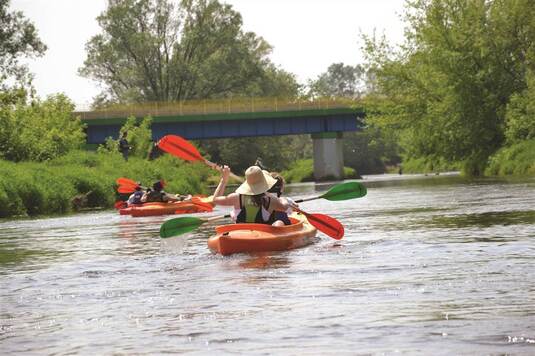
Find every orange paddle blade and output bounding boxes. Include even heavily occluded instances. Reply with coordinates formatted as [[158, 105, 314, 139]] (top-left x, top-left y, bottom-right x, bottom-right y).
[[158, 135, 204, 161], [118, 186, 136, 194], [116, 177, 137, 186], [190, 196, 214, 211]]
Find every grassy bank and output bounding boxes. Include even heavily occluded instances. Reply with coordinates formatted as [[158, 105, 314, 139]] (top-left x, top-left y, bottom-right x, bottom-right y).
[[485, 140, 535, 176], [281, 159, 359, 183], [0, 150, 214, 219], [400, 157, 462, 175]]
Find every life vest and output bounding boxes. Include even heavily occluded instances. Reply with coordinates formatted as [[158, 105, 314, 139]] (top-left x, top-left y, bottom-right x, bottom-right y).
[[144, 189, 165, 202], [128, 191, 144, 205], [235, 194, 274, 224]]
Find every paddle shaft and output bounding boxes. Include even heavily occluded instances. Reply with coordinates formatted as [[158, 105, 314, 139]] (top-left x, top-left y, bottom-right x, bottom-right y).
[[157, 135, 243, 182], [203, 214, 231, 223], [294, 196, 317, 203], [203, 160, 243, 182]]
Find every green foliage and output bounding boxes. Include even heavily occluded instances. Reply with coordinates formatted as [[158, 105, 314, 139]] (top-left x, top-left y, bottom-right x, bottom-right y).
[[199, 135, 312, 174], [307, 63, 365, 99], [362, 0, 535, 175], [0, 150, 214, 218], [281, 159, 315, 183], [0, 0, 47, 90], [401, 156, 461, 175], [505, 71, 535, 143], [118, 116, 153, 158], [96, 116, 153, 158], [485, 140, 535, 176], [0, 94, 85, 162], [281, 159, 358, 183], [97, 136, 121, 156], [343, 125, 400, 174], [80, 0, 297, 104]]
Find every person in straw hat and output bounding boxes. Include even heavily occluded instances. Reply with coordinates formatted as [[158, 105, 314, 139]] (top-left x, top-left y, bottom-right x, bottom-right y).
[[212, 165, 298, 226]]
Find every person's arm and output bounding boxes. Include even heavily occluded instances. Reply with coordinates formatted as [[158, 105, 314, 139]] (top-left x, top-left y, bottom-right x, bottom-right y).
[[270, 196, 298, 212], [213, 192, 239, 207], [140, 192, 148, 203], [213, 165, 230, 198], [162, 192, 178, 202]]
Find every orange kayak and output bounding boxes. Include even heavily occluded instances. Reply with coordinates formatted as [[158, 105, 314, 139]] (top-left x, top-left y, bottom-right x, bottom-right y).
[[120, 200, 212, 217], [207, 213, 317, 255]]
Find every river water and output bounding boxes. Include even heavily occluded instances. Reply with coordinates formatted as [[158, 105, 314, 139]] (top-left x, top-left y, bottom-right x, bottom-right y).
[[1, 174, 534, 355]]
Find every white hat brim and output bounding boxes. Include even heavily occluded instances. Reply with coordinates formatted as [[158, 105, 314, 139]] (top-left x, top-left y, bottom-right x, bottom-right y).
[[235, 170, 277, 195]]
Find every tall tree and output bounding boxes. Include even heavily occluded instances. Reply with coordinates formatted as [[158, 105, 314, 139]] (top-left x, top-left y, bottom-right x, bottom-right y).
[[363, 0, 535, 175], [80, 0, 295, 104], [0, 0, 46, 96], [307, 63, 366, 99]]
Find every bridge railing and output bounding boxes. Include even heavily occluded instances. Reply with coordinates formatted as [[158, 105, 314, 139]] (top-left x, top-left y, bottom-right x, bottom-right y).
[[75, 97, 356, 120]]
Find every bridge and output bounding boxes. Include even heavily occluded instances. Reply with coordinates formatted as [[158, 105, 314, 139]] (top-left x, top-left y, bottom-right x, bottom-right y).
[[76, 98, 365, 180]]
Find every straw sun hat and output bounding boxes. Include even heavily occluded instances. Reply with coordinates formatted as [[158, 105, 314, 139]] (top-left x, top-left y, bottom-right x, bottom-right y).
[[236, 166, 277, 195]]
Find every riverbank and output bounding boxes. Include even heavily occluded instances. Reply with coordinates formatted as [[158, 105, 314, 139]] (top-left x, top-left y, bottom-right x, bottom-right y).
[[0, 150, 214, 219]]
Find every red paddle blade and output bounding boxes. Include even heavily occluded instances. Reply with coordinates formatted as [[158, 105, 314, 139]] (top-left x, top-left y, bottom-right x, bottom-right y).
[[118, 185, 135, 194], [114, 201, 127, 209], [158, 135, 204, 161], [304, 212, 344, 240], [116, 177, 136, 186]]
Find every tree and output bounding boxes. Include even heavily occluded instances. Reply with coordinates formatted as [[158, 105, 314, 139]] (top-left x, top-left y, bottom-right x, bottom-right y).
[[362, 0, 535, 175], [80, 0, 296, 104], [0, 0, 47, 93], [505, 70, 535, 143], [307, 63, 366, 99], [0, 94, 85, 162]]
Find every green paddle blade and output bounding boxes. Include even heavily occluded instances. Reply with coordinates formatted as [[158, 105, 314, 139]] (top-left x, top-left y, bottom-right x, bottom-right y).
[[160, 217, 205, 238], [320, 181, 367, 201]]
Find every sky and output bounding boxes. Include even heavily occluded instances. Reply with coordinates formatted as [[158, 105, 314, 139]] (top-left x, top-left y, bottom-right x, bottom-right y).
[[10, 0, 407, 108]]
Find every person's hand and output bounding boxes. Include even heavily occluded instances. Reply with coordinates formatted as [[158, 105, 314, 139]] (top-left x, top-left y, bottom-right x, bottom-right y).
[[285, 197, 298, 210], [221, 165, 230, 181]]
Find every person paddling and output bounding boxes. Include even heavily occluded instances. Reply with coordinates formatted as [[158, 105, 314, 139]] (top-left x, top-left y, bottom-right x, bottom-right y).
[[127, 183, 144, 206], [213, 165, 298, 227], [141, 180, 191, 203], [266, 172, 293, 225]]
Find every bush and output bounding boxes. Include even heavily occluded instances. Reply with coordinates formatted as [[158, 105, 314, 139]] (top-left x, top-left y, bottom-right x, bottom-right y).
[[0, 150, 215, 218], [486, 140, 535, 176], [401, 156, 461, 174]]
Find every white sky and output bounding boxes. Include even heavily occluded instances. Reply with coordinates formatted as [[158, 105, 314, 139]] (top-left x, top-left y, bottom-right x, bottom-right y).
[[10, 0, 406, 107]]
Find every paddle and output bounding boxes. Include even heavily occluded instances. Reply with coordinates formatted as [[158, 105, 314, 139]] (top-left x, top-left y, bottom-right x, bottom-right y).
[[159, 209, 343, 240], [116, 177, 146, 194], [160, 214, 230, 238], [294, 181, 367, 203], [157, 135, 243, 182], [293, 207, 344, 240]]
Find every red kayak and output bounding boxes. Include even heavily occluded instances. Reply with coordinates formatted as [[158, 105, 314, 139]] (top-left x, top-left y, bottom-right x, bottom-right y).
[[120, 199, 213, 217]]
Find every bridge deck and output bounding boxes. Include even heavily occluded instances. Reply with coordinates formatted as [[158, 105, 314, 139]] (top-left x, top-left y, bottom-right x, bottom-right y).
[[76, 98, 364, 143]]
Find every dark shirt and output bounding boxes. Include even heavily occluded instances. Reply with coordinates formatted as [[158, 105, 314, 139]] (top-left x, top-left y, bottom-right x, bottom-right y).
[[119, 138, 129, 153]]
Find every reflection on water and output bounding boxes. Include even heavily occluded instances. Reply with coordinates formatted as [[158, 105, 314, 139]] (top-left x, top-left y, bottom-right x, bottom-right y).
[[238, 253, 291, 270], [1, 174, 535, 354]]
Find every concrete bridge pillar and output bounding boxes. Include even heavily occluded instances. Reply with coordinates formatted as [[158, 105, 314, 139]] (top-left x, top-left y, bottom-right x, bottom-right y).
[[312, 132, 344, 181]]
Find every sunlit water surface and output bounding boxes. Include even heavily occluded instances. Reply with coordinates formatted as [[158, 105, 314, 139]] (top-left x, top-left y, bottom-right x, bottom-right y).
[[1, 174, 535, 354]]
